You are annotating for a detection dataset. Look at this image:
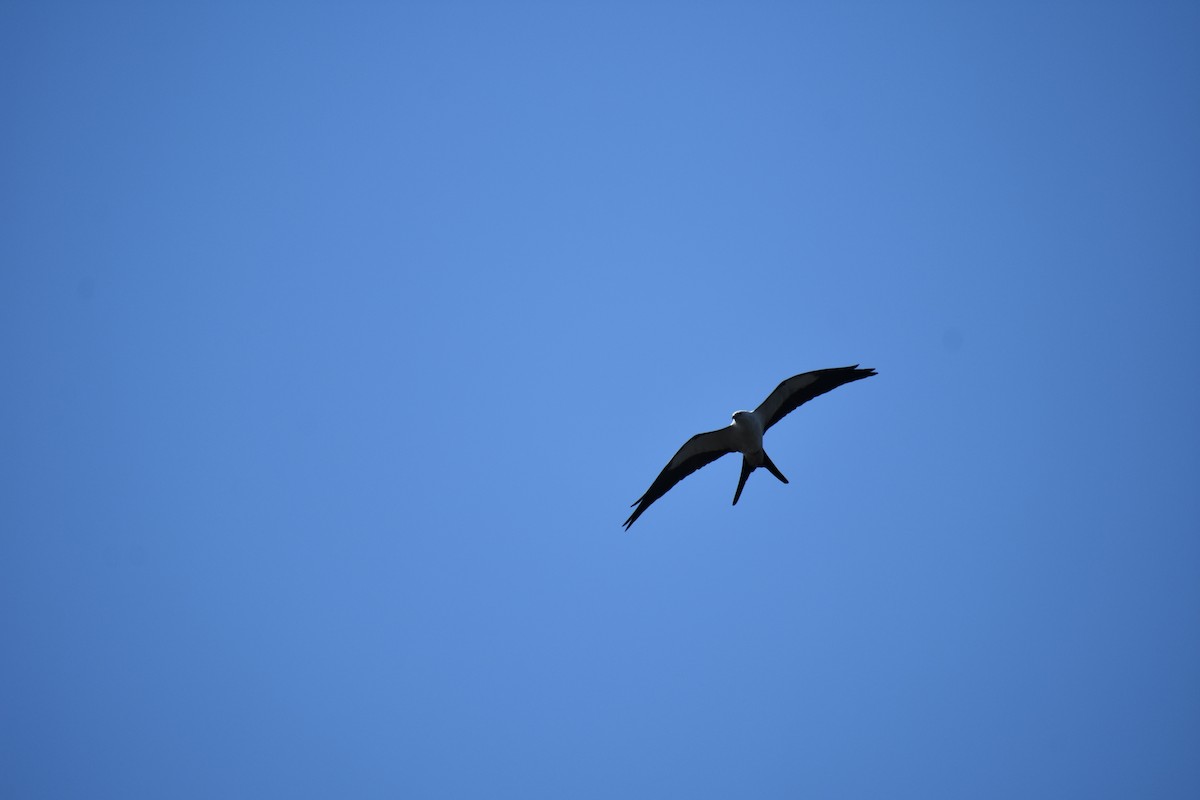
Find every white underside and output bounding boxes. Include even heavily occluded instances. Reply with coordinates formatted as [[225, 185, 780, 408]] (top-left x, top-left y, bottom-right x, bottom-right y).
[[729, 411, 765, 462]]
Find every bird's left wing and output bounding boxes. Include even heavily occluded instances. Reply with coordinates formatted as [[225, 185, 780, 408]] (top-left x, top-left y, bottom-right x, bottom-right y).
[[754, 365, 876, 432], [624, 426, 736, 530]]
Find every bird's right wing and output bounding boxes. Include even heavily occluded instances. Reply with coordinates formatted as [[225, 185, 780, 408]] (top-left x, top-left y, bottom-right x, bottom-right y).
[[624, 426, 736, 530]]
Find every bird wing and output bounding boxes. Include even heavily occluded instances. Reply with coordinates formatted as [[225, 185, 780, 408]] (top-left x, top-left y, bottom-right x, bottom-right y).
[[624, 426, 737, 529], [754, 365, 877, 432]]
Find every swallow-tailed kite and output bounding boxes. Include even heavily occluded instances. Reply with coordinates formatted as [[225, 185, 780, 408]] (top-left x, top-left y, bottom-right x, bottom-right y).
[[624, 365, 876, 529]]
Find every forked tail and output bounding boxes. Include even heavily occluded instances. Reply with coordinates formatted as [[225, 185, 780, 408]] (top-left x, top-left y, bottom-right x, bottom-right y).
[[732, 452, 789, 506], [762, 451, 789, 485], [732, 458, 754, 505]]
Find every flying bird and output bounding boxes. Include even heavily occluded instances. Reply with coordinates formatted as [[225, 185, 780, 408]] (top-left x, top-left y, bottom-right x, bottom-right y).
[[624, 365, 876, 529]]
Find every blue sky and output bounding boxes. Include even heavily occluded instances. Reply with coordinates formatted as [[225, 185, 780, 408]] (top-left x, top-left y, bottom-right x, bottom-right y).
[[2, 2, 1198, 797]]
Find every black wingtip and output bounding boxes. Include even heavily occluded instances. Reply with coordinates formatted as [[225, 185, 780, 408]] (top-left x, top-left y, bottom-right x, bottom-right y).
[[844, 365, 877, 382], [623, 505, 642, 530]]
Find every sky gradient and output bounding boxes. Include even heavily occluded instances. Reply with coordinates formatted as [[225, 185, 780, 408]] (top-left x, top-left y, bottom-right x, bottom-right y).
[[3, 2, 1199, 798]]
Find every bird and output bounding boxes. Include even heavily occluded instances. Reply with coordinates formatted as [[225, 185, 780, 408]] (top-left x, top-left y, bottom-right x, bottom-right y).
[[623, 365, 876, 529]]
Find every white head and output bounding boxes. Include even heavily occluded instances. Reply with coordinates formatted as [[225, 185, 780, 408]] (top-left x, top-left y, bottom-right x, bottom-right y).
[[730, 410, 763, 439]]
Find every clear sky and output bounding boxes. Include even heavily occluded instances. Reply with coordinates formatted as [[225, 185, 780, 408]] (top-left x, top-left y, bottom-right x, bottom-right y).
[[3, 2, 1198, 798]]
